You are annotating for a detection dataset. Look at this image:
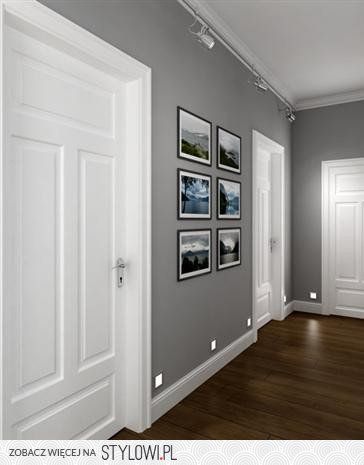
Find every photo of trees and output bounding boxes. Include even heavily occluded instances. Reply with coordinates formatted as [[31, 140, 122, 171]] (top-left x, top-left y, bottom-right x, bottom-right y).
[[178, 230, 211, 280]]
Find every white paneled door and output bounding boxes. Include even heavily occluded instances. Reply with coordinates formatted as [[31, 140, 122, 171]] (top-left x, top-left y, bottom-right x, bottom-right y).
[[3, 25, 126, 438], [323, 159, 364, 319], [255, 146, 273, 328], [253, 130, 285, 332]]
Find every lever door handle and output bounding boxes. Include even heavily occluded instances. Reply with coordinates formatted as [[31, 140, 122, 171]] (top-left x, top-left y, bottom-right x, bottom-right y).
[[112, 259, 126, 269]]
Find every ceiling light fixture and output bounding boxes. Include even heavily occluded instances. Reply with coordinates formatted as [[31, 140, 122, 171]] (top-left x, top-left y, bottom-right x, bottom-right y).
[[189, 17, 215, 50], [254, 75, 268, 93]]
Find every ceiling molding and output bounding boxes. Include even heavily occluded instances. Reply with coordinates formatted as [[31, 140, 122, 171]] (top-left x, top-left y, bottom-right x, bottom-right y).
[[296, 89, 364, 111], [178, 0, 295, 106]]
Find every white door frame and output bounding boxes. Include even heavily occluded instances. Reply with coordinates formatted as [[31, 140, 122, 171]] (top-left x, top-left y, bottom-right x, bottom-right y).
[[252, 130, 285, 340], [322, 158, 364, 317], [0, 0, 152, 436]]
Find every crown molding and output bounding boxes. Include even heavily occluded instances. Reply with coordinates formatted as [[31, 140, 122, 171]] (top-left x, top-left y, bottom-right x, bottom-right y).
[[296, 89, 364, 111], [178, 0, 295, 106]]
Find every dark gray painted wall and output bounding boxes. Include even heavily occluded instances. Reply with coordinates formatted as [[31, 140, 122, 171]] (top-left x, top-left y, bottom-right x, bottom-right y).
[[292, 100, 364, 302], [40, 0, 291, 394]]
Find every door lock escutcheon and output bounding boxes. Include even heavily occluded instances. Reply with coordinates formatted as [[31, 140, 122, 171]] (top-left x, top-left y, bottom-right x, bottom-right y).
[[113, 258, 126, 287]]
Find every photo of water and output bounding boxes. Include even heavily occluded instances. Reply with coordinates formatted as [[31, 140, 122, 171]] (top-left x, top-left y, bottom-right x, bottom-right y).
[[179, 230, 211, 280], [179, 108, 211, 164], [218, 127, 241, 173], [218, 229, 241, 269], [218, 178, 240, 219], [179, 170, 211, 218]]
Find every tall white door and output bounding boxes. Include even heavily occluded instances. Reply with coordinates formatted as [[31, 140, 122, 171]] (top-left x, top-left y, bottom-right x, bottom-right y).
[[3, 25, 126, 438], [255, 147, 273, 328], [324, 159, 364, 318]]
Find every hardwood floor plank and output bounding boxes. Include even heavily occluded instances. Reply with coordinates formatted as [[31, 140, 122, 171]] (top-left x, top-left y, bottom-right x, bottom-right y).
[[163, 404, 269, 440], [183, 391, 326, 439], [143, 419, 208, 440]]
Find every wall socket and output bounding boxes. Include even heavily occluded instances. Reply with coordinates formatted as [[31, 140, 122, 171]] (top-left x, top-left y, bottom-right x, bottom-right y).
[[210, 339, 217, 351], [247, 318, 252, 328], [154, 373, 163, 388], [309, 292, 317, 300], [283, 295, 287, 304]]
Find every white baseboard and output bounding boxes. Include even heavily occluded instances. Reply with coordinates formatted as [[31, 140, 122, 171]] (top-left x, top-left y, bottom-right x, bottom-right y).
[[283, 301, 294, 318], [151, 330, 255, 423], [293, 300, 323, 314]]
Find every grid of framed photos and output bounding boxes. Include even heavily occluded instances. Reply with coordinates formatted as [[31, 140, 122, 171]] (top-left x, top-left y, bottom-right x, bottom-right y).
[[177, 107, 242, 281]]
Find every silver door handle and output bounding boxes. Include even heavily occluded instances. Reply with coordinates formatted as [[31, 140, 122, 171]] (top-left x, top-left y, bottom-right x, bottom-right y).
[[112, 258, 126, 269], [113, 258, 126, 287], [269, 238, 278, 253]]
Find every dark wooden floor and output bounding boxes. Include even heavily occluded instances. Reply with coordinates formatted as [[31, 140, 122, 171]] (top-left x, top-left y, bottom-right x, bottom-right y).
[[112, 312, 364, 440]]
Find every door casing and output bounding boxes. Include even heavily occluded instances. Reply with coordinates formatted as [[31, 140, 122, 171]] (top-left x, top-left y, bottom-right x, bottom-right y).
[[252, 130, 285, 340], [0, 0, 152, 437]]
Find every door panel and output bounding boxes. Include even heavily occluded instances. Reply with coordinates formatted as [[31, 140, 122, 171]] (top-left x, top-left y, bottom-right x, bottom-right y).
[[8, 137, 63, 398], [335, 203, 360, 282], [16, 376, 114, 440], [79, 151, 115, 368], [4, 26, 125, 438]]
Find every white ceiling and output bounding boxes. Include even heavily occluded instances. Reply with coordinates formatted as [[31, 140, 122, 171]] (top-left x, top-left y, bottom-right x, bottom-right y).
[[185, 0, 364, 110]]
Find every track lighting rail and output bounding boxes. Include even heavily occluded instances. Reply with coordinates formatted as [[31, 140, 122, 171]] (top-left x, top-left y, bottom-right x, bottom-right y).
[[179, 0, 295, 113]]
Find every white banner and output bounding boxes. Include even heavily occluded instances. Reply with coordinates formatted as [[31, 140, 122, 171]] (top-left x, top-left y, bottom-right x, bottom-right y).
[[0, 441, 364, 464]]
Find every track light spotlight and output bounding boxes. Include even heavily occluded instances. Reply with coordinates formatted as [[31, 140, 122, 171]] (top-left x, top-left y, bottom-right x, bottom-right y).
[[254, 75, 268, 93], [285, 107, 296, 123], [189, 18, 215, 50], [198, 27, 215, 50]]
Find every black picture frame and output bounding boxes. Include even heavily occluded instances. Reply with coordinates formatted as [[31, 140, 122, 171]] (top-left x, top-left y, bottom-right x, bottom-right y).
[[217, 126, 241, 174], [177, 229, 212, 281], [217, 177, 241, 220], [217, 227, 241, 270], [177, 169, 212, 220], [177, 107, 212, 166]]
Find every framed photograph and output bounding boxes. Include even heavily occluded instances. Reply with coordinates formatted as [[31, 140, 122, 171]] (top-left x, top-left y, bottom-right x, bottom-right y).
[[217, 228, 241, 270], [217, 178, 241, 219], [178, 229, 212, 281], [178, 169, 211, 219], [178, 107, 212, 166], [217, 126, 241, 173]]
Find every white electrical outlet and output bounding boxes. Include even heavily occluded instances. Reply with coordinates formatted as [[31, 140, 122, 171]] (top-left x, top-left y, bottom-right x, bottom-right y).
[[154, 373, 163, 388], [310, 292, 317, 300], [211, 339, 217, 351], [247, 318, 252, 327], [283, 295, 287, 304]]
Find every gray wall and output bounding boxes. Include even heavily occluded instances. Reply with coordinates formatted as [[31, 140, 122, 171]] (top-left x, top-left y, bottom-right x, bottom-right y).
[[40, 0, 291, 394], [292, 100, 364, 302]]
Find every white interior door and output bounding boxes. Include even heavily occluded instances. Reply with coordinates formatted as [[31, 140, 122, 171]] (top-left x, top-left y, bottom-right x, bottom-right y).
[[3, 24, 126, 439], [324, 159, 364, 319], [255, 147, 273, 329]]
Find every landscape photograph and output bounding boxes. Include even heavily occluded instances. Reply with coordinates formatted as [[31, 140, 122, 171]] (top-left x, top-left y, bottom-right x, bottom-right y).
[[178, 229, 211, 280], [217, 127, 241, 173], [178, 169, 211, 219], [218, 228, 241, 270], [218, 178, 241, 219], [178, 107, 211, 165]]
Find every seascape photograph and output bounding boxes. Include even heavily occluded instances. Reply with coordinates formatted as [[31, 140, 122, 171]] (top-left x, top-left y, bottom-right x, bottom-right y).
[[217, 127, 241, 173], [217, 178, 241, 219], [217, 228, 241, 270], [178, 169, 211, 219], [178, 107, 211, 165], [178, 229, 211, 280]]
